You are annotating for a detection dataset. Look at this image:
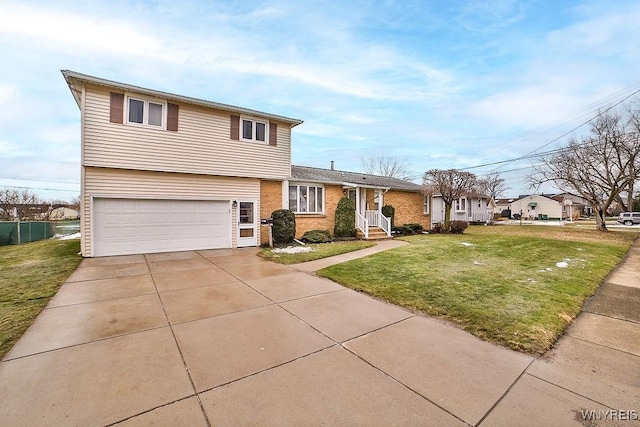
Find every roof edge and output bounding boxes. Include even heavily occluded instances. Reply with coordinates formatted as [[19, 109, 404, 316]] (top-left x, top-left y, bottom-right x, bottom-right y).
[[61, 70, 304, 127]]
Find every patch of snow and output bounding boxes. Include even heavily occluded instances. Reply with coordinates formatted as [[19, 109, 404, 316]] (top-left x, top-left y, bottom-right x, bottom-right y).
[[527, 278, 537, 283], [460, 242, 474, 247], [56, 232, 80, 240], [576, 248, 583, 251], [556, 261, 569, 268], [271, 246, 315, 254], [473, 260, 484, 265]]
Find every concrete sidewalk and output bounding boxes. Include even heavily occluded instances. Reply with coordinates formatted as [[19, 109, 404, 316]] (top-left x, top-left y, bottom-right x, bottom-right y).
[[0, 240, 638, 426]]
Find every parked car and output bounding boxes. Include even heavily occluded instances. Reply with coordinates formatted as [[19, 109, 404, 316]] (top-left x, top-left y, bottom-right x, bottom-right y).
[[617, 212, 640, 226]]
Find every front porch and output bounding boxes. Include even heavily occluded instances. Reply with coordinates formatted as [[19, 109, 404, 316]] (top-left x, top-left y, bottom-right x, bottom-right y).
[[346, 186, 392, 240]]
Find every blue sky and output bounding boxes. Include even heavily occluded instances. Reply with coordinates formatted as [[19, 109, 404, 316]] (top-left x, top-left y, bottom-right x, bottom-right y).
[[1, 0, 639, 201]]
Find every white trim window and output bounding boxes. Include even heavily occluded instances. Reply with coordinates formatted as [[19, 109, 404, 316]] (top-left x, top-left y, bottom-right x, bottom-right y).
[[423, 195, 430, 214], [289, 184, 324, 213], [126, 95, 166, 128], [241, 116, 268, 143], [454, 197, 467, 213]]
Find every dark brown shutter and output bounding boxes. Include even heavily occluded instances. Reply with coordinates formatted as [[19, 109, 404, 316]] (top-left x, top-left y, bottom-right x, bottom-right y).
[[167, 103, 179, 131], [109, 92, 124, 124], [268, 122, 277, 146], [230, 115, 240, 140]]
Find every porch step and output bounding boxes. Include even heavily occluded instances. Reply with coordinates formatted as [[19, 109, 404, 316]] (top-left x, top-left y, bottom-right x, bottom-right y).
[[356, 227, 392, 241]]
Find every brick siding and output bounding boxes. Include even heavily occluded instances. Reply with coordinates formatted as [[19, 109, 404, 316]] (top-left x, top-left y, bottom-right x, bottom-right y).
[[259, 180, 283, 245], [384, 190, 431, 229]]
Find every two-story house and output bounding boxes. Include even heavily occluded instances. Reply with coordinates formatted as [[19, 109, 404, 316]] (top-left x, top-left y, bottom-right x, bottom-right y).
[[63, 70, 303, 257], [64, 71, 432, 257]]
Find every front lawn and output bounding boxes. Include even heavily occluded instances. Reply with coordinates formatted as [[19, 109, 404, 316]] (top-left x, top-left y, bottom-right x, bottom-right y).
[[259, 241, 375, 264], [0, 239, 82, 359], [318, 226, 636, 354]]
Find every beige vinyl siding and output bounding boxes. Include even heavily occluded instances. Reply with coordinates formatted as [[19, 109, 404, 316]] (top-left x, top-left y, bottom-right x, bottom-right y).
[[82, 167, 260, 256], [83, 85, 291, 180]]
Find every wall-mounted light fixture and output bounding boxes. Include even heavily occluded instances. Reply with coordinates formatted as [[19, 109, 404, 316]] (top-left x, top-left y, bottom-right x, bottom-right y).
[[232, 200, 238, 207]]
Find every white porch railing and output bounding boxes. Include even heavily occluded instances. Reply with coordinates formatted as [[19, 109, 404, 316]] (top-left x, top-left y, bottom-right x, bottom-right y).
[[365, 210, 379, 226], [356, 212, 369, 239], [379, 214, 391, 236], [362, 210, 391, 237]]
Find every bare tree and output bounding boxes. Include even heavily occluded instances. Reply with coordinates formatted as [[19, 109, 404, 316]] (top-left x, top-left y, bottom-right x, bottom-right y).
[[361, 155, 411, 180], [0, 188, 47, 221], [423, 169, 477, 231], [477, 173, 508, 200], [529, 110, 640, 231]]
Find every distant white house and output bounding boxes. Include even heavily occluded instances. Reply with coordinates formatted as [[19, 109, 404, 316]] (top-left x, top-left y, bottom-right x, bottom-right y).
[[430, 193, 492, 226], [49, 206, 80, 220], [495, 193, 592, 220]]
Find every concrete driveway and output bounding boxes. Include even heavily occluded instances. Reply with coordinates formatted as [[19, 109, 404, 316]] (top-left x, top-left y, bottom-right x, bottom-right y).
[[1, 244, 639, 426]]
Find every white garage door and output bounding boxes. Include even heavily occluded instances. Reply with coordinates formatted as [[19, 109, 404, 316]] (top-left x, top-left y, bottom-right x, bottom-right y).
[[94, 198, 230, 256]]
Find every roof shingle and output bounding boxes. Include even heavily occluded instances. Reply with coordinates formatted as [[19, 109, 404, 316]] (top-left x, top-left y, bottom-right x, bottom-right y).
[[291, 165, 422, 192]]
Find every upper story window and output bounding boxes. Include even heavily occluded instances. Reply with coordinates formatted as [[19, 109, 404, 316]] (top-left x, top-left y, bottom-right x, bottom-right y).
[[110, 92, 178, 131], [230, 115, 276, 145], [242, 117, 268, 143], [454, 197, 467, 213], [423, 195, 430, 214], [289, 184, 324, 214], [126, 96, 166, 129]]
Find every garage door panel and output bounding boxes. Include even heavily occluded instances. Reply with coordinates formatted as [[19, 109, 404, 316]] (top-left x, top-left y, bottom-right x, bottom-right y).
[[94, 198, 230, 256]]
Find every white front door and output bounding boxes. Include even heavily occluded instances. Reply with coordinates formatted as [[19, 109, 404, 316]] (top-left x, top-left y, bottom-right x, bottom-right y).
[[237, 200, 257, 247]]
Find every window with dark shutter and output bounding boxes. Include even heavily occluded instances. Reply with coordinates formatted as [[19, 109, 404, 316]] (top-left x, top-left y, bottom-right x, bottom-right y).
[[269, 122, 277, 146], [110, 92, 124, 124], [167, 103, 179, 131], [230, 115, 240, 140]]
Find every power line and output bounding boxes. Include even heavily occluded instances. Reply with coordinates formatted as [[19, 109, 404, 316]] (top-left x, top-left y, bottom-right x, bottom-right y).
[[486, 86, 640, 173], [0, 184, 79, 193], [0, 176, 80, 185]]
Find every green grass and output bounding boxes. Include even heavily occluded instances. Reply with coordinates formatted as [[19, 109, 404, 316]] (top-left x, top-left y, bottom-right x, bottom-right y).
[[318, 226, 636, 354], [259, 241, 375, 264], [0, 239, 82, 359]]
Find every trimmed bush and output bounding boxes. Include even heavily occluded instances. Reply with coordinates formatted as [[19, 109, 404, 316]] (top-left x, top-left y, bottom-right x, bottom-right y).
[[392, 223, 424, 236], [271, 209, 296, 244], [382, 205, 395, 228], [450, 220, 468, 234], [334, 197, 356, 237], [430, 222, 444, 234], [301, 229, 333, 243]]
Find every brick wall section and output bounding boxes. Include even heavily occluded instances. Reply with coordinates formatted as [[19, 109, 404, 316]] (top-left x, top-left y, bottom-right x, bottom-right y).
[[259, 180, 283, 245], [295, 184, 344, 238], [384, 190, 431, 229]]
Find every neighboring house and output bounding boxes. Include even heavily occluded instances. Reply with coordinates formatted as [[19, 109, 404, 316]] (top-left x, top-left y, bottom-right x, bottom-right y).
[[63, 70, 303, 257], [288, 165, 430, 239], [502, 194, 565, 220], [430, 193, 492, 226], [550, 192, 592, 218], [494, 198, 515, 216], [49, 206, 80, 220]]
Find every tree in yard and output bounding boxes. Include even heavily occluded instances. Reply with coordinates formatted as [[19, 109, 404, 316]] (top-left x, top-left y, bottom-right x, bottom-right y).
[[423, 169, 477, 231], [529, 110, 640, 231], [477, 173, 507, 201], [361, 155, 411, 180], [0, 188, 47, 221]]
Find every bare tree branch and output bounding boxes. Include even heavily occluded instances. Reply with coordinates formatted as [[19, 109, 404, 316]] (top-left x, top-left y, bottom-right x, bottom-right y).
[[361, 155, 411, 180], [423, 169, 477, 231], [477, 173, 508, 200], [528, 109, 640, 231]]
